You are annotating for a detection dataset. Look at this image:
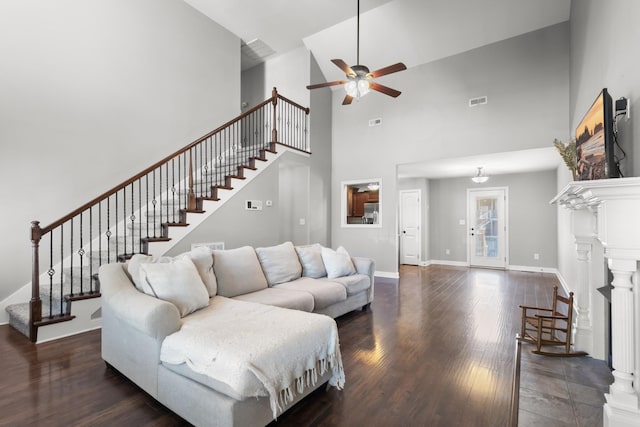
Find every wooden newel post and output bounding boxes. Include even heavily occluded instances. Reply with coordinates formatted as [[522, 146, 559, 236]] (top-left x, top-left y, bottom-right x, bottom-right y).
[[271, 87, 278, 143], [187, 151, 196, 211], [30, 221, 42, 342]]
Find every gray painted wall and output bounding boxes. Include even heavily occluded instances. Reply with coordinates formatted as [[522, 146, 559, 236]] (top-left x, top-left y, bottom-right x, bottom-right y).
[[0, 0, 241, 301], [331, 23, 570, 274], [167, 153, 310, 254], [241, 51, 333, 247], [557, 0, 640, 294], [428, 170, 558, 268]]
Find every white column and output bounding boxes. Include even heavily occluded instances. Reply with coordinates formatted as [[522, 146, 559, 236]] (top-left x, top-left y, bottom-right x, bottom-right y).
[[604, 257, 640, 427], [573, 237, 593, 353]]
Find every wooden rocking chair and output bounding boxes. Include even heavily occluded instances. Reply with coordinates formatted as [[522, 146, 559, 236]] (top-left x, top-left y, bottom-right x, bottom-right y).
[[517, 286, 587, 357]]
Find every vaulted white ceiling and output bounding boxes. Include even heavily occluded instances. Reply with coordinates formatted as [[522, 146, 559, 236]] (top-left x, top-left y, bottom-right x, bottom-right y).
[[185, 0, 570, 77], [184, 0, 571, 177]]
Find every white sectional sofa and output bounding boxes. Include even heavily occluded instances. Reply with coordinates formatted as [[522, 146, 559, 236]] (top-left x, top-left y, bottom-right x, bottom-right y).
[[100, 242, 374, 427]]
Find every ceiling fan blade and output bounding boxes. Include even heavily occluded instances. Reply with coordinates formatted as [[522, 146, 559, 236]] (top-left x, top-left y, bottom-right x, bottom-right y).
[[369, 81, 402, 98], [367, 62, 407, 79], [342, 95, 354, 105], [332, 59, 356, 77], [306, 80, 347, 90]]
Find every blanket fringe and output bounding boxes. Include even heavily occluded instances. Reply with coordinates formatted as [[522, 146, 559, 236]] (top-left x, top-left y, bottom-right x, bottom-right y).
[[275, 352, 345, 417]]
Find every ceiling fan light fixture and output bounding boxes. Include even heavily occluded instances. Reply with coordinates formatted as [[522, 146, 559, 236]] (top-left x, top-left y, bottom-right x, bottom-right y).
[[471, 167, 489, 183], [345, 77, 370, 99]]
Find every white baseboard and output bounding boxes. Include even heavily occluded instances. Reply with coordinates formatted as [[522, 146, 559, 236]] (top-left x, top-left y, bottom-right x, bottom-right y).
[[429, 260, 468, 267], [375, 270, 400, 279], [419, 261, 431, 267], [507, 265, 558, 274]]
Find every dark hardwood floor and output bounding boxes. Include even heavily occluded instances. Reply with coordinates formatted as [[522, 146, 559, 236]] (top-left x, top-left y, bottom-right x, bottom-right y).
[[1, 265, 563, 426]]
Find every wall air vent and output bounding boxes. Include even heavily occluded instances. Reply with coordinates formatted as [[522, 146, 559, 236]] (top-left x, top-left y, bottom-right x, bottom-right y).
[[468, 96, 488, 107]]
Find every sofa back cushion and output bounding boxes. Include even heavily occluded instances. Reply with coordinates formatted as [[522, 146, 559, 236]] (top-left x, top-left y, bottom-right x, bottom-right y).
[[255, 241, 302, 286], [183, 246, 217, 297], [321, 246, 356, 279], [214, 246, 268, 297], [295, 244, 327, 278], [138, 255, 210, 317]]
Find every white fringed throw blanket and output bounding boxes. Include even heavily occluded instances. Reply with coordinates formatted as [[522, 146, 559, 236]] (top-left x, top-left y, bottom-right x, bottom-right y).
[[160, 297, 345, 418]]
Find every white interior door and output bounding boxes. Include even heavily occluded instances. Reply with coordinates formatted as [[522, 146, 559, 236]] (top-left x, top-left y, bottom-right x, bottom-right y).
[[468, 188, 507, 268], [400, 190, 421, 265]]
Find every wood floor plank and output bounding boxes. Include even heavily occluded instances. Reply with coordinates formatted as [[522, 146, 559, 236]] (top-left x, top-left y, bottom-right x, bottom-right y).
[[0, 265, 584, 426]]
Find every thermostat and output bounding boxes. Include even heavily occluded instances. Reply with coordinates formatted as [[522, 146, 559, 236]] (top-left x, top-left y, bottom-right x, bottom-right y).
[[245, 200, 263, 210]]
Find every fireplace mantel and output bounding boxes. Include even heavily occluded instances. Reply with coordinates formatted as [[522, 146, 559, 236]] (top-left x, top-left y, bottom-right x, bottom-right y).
[[552, 176, 640, 427]]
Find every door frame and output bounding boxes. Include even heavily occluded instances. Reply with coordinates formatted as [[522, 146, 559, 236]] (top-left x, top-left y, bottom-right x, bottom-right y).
[[399, 189, 422, 265], [466, 186, 509, 268]]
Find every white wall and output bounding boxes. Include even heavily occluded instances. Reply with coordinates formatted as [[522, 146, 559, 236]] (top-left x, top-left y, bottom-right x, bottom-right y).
[[331, 23, 570, 274], [557, 0, 640, 294], [0, 0, 240, 301]]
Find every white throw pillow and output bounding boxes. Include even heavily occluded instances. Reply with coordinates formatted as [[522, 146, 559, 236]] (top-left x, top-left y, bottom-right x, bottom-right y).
[[321, 246, 356, 279], [213, 246, 268, 297], [255, 241, 302, 286], [295, 244, 327, 278], [138, 255, 210, 317], [183, 246, 217, 297], [127, 254, 172, 293]]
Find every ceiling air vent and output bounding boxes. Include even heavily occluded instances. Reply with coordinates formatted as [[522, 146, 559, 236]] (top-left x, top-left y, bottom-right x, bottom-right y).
[[468, 96, 488, 107]]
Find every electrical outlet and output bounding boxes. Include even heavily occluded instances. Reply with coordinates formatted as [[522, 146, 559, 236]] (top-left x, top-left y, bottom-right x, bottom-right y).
[[445, 249, 451, 255], [534, 253, 540, 260]]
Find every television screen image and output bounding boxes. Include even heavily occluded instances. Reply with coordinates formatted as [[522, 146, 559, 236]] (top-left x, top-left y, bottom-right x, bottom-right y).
[[575, 88, 617, 180]]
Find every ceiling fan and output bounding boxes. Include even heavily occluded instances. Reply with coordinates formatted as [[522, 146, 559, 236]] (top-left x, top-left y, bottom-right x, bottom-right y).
[[306, 0, 407, 105]]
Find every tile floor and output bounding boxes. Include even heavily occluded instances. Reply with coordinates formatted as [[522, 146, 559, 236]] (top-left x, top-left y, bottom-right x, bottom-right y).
[[518, 344, 614, 427]]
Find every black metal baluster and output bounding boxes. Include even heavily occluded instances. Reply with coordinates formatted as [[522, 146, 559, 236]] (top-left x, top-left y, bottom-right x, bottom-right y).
[[89, 206, 93, 292], [130, 182, 135, 255], [165, 162, 169, 224], [47, 233, 54, 319], [106, 197, 111, 263], [146, 174, 150, 243], [152, 170, 157, 238], [171, 159, 176, 223], [69, 217, 74, 299], [138, 179, 142, 253], [121, 187, 126, 257], [59, 224, 64, 317], [79, 212, 84, 295]]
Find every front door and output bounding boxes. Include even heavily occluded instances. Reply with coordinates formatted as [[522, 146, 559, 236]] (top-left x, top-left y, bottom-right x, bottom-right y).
[[400, 189, 421, 265], [468, 188, 507, 268]]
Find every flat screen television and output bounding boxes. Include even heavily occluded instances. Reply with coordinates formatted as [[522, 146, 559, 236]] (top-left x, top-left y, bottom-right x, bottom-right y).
[[575, 88, 618, 180]]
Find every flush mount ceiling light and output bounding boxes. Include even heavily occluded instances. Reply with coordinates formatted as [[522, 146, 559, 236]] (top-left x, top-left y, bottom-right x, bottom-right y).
[[367, 182, 380, 191], [471, 167, 489, 183], [306, 0, 407, 105]]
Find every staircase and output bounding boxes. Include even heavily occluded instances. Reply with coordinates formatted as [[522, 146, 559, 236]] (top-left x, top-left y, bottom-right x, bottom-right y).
[[6, 88, 310, 342]]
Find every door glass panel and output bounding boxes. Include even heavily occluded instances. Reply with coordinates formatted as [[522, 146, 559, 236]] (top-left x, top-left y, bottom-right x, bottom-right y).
[[474, 197, 498, 258]]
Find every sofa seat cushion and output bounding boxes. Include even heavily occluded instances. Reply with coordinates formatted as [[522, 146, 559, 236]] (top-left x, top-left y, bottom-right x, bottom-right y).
[[232, 288, 314, 312], [214, 246, 268, 298], [274, 278, 347, 310], [161, 360, 246, 401], [322, 274, 371, 296]]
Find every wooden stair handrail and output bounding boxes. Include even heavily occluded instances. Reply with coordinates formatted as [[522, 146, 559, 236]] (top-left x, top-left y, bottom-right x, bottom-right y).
[[36, 96, 286, 236], [27, 87, 310, 342]]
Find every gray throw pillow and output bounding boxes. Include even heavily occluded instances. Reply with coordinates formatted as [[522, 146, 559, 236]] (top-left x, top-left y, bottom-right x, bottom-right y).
[[295, 244, 327, 278], [255, 241, 302, 286]]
